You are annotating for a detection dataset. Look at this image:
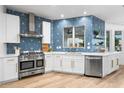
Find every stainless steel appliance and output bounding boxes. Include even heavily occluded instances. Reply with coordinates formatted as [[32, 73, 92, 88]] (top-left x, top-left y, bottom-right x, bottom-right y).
[[85, 56, 102, 77], [19, 51, 44, 79]]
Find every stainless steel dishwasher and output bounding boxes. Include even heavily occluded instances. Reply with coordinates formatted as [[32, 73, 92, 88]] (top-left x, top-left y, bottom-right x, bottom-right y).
[[85, 56, 102, 77]]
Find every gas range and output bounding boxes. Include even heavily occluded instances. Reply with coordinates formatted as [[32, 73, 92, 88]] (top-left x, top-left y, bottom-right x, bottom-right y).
[[19, 51, 45, 79], [19, 51, 44, 61]]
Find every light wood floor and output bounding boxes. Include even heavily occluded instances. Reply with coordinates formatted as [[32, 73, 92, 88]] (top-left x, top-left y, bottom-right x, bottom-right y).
[[1, 66, 124, 88]]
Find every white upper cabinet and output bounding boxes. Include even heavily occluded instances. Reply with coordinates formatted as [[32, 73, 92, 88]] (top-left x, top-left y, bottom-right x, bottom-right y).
[[6, 14, 20, 43], [42, 21, 51, 43], [0, 13, 6, 43], [0, 13, 20, 43]]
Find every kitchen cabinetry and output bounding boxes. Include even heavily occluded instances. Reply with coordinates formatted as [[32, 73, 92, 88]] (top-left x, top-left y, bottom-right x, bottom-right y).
[[0, 56, 18, 83], [85, 53, 120, 77], [72, 56, 84, 74], [62, 55, 84, 74], [0, 13, 6, 43], [6, 14, 20, 43], [53, 55, 63, 72], [44, 53, 84, 75], [3, 57, 18, 82], [42, 21, 51, 43], [108, 54, 119, 73], [0, 13, 20, 43], [0, 59, 3, 83], [62, 56, 72, 73], [45, 54, 53, 72]]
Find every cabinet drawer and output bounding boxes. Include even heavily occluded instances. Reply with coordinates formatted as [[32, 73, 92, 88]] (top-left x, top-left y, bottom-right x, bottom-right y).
[[5, 57, 17, 63]]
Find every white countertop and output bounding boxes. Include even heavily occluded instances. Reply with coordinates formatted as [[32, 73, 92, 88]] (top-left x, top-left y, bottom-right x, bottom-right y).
[[44, 52, 121, 56], [0, 54, 19, 58]]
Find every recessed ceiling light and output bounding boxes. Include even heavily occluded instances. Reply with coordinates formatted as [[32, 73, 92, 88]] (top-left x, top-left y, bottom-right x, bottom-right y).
[[83, 11, 87, 15], [60, 14, 64, 18]]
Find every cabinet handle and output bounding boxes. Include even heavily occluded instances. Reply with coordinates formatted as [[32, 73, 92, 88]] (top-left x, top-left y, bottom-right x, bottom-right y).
[[7, 59, 14, 62], [111, 60, 113, 68], [73, 61, 74, 68], [117, 58, 119, 65], [17, 34, 19, 42], [71, 60, 74, 68], [60, 60, 62, 67], [16, 63, 18, 72]]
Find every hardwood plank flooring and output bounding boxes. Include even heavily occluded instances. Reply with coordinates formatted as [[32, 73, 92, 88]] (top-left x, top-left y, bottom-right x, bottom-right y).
[[1, 66, 124, 88]]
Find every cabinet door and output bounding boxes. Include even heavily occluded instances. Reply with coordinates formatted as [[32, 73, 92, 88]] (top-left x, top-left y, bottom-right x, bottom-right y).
[[45, 55, 53, 72], [0, 13, 6, 43], [0, 59, 3, 82], [6, 14, 20, 43], [53, 55, 62, 71], [3, 57, 18, 81], [62, 56, 72, 73], [109, 55, 119, 73], [42, 21, 51, 43], [73, 56, 84, 74]]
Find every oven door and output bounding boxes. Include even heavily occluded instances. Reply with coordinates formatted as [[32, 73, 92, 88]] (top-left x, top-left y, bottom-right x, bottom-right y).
[[36, 59, 44, 67], [20, 60, 35, 71]]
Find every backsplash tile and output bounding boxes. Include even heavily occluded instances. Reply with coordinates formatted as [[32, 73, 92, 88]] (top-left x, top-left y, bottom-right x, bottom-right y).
[[52, 16, 105, 52]]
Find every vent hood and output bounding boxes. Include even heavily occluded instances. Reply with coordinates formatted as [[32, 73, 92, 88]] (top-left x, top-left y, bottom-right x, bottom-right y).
[[20, 13, 43, 38], [29, 13, 35, 33]]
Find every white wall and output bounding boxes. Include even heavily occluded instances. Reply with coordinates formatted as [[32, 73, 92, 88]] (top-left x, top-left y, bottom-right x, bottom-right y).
[[105, 23, 124, 31]]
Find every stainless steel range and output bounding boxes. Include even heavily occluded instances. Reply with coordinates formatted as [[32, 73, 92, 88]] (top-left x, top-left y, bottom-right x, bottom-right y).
[[19, 51, 45, 79]]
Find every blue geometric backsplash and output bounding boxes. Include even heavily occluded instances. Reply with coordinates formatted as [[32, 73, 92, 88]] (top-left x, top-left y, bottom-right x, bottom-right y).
[[6, 9, 51, 54], [52, 15, 105, 52]]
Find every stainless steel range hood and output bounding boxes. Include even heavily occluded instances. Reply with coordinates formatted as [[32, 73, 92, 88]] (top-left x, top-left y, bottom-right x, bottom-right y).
[[20, 13, 43, 37], [29, 13, 35, 32], [26, 13, 38, 35]]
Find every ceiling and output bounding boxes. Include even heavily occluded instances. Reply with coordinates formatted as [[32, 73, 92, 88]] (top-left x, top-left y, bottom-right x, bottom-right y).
[[5, 5, 124, 25]]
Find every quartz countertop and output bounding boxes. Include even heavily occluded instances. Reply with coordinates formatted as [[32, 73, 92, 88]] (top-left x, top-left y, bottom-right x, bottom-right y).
[[0, 54, 19, 58], [44, 52, 121, 56]]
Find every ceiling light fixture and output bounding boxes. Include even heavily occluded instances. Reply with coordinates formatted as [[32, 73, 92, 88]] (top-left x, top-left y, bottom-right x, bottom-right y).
[[60, 14, 64, 18], [83, 11, 87, 15]]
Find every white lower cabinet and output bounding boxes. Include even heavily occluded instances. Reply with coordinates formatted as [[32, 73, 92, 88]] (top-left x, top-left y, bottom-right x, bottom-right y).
[[62, 55, 84, 74], [0, 59, 3, 83], [45, 53, 84, 75], [109, 54, 119, 73], [53, 55, 63, 72], [0, 56, 18, 83], [45, 55, 53, 72], [72, 56, 84, 74], [102, 54, 119, 77], [3, 57, 18, 82], [62, 56, 72, 73]]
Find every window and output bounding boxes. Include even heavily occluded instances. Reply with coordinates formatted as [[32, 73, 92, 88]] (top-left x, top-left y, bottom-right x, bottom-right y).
[[115, 31, 122, 51], [106, 31, 110, 51], [63, 26, 85, 48]]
